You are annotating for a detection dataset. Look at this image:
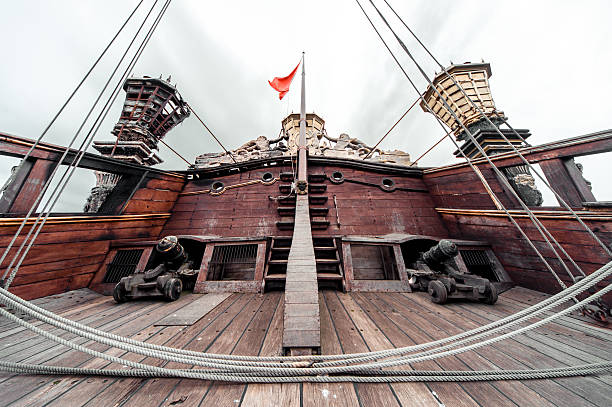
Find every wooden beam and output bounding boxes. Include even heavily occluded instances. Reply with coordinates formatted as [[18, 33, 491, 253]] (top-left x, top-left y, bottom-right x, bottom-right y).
[[0, 157, 34, 213], [538, 158, 587, 207], [7, 158, 58, 214], [424, 129, 612, 175], [0, 132, 184, 180]]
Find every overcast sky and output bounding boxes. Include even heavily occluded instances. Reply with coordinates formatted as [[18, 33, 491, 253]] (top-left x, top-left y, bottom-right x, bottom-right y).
[[0, 0, 610, 211]]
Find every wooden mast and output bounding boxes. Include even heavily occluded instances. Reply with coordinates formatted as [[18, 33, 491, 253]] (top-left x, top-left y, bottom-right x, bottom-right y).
[[296, 52, 308, 193]]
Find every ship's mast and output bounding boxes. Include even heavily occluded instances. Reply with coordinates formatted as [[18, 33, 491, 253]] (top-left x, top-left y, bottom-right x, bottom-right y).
[[296, 52, 308, 193]]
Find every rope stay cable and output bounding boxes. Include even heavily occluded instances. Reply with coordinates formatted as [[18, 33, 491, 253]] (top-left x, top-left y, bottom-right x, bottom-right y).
[[409, 128, 452, 167], [187, 103, 238, 163], [381, 0, 611, 259], [1, 0, 172, 288], [379, 0, 588, 279], [0, 0, 149, 282], [353, 0, 570, 292], [0, 0, 147, 196], [362, 94, 421, 159], [159, 138, 192, 166], [363, 0, 587, 291], [378, 0, 591, 281]]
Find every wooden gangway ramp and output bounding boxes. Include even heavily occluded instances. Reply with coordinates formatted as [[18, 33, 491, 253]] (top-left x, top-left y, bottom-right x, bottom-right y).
[[282, 194, 321, 354]]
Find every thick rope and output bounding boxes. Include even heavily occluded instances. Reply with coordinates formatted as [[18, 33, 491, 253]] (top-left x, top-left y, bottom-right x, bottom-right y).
[[354, 0, 571, 292], [0, 261, 609, 370], [0, 0, 157, 283], [381, 0, 611, 261], [0, 261, 610, 379], [1, 360, 609, 383], [2, 0, 172, 289]]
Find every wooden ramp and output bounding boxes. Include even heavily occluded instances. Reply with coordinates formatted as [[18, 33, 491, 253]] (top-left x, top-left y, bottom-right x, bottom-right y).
[[282, 194, 321, 353]]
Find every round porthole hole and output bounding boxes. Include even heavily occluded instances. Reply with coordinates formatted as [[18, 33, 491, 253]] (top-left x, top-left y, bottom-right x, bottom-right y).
[[330, 171, 344, 183], [262, 172, 274, 182], [212, 181, 224, 192], [381, 178, 395, 191]]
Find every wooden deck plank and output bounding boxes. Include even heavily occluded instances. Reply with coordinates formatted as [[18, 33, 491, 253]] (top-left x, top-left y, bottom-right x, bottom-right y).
[[356, 292, 482, 407], [0, 288, 610, 406], [379, 293, 555, 407], [322, 290, 401, 407], [154, 293, 231, 326], [462, 299, 612, 362], [437, 296, 612, 406], [498, 293, 612, 354], [339, 292, 443, 407], [502, 287, 612, 340], [0, 288, 101, 331], [107, 294, 256, 407], [1, 299, 155, 364], [301, 292, 360, 407], [0, 298, 162, 405], [402, 293, 606, 407], [0, 296, 128, 358], [7, 294, 198, 407], [242, 294, 302, 407], [196, 293, 280, 407]]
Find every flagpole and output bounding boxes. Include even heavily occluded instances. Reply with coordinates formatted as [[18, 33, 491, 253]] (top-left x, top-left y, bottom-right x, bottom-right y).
[[297, 51, 308, 194]]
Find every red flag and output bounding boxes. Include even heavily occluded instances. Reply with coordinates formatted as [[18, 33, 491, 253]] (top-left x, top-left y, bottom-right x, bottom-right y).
[[268, 62, 300, 100]]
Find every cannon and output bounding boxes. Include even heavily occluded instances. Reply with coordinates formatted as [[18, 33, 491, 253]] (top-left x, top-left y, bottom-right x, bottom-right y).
[[113, 236, 198, 303], [408, 239, 498, 305]]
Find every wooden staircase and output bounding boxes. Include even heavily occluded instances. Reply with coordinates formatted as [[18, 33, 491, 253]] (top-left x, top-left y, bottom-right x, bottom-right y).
[[275, 173, 330, 231], [263, 236, 345, 291]]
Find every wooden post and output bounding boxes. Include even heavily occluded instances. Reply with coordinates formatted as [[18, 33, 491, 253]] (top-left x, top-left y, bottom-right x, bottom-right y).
[[539, 158, 595, 206], [1, 158, 58, 214]]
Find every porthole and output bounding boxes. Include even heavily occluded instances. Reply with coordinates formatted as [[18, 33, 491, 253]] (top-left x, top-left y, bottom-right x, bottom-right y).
[[262, 172, 274, 182], [381, 178, 395, 192], [330, 171, 344, 184], [211, 181, 225, 192]]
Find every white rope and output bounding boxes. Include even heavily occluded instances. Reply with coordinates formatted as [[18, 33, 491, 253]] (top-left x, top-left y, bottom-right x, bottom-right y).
[[0, 260, 610, 368], [0, 261, 610, 381]]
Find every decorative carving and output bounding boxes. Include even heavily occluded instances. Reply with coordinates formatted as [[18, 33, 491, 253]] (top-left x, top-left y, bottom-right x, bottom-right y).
[[193, 113, 412, 168]]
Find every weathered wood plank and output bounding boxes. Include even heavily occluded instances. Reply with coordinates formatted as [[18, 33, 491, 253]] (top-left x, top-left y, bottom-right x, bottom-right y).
[[154, 293, 231, 326]]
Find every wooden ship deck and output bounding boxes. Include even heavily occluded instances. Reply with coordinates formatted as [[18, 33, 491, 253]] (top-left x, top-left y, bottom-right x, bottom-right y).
[[1, 287, 610, 407], [1, 3, 611, 406]]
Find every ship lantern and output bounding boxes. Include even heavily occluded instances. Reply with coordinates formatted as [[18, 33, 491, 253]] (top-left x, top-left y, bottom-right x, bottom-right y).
[[420, 62, 503, 140]]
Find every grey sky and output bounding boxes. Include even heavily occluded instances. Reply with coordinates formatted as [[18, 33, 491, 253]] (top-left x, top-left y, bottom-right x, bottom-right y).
[[0, 0, 611, 211]]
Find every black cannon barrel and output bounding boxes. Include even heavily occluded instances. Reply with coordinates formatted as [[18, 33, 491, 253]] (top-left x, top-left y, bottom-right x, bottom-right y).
[[422, 239, 458, 268], [156, 235, 186, 266]]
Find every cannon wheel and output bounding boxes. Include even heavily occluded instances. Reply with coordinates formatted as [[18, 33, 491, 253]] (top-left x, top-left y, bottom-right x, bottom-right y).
[[164, 278, 182, 301], [113, 282, 127, 304], [428, 280, 448, 304], [482, 282, 498, 305]]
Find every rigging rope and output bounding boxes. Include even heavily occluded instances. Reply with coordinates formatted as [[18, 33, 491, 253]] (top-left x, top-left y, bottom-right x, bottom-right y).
[[0, 0, 610, 385], [0, 260, 610, 372], [1, 0, 172, 289], [362, 94, 421, 160], [0, 261, 610, 380], [361, 0, 589, 292], [187, 103, 238, 163], [381, 0, 611, 259], [374, 0, 590, 283], [0, 0, 148, 282], [409, 128, 451, 167], [354, 0, 571, 292]]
